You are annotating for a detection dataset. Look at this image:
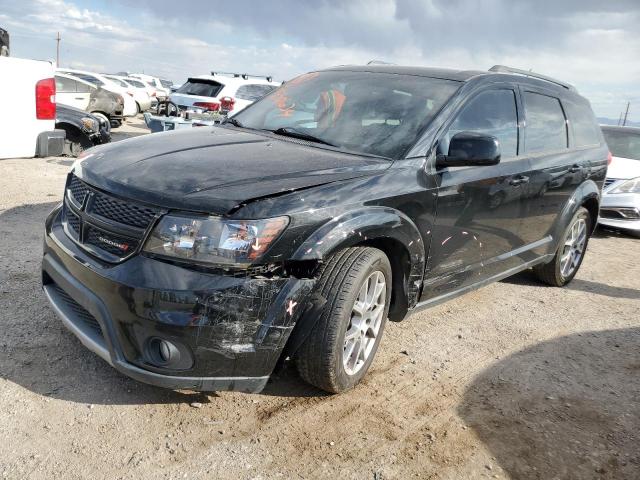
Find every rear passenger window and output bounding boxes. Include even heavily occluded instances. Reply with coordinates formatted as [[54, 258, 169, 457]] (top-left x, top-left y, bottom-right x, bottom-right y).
[[55, 76, 76, 93], [524, 92, 567, 153], [76, 82, 91, 93], [564, 100, 600, 147], [447, 89, 518, 158], [236, 84, 277, 101]]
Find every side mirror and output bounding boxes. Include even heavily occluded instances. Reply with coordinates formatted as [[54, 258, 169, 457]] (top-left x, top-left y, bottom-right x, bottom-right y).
[[436, 132, 501, 168]]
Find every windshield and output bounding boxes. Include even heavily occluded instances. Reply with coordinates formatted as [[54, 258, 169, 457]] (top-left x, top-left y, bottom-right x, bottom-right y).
[[107, 77, 129, 88], [602, 129, 640, 161], [160, 79, 173, 88], [126, 78, 145, 88], [232, 71, 460, 158]]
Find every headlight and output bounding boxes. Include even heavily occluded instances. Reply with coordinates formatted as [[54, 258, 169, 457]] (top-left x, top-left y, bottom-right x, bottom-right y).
[[610, 177, 640, 194], [81, 117, 98, 132], [143, 214, 289, 266]]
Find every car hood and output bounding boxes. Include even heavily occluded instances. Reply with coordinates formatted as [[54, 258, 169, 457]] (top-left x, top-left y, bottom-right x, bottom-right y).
[[75, 126, 389, 215], [607, 156, 640, 180]]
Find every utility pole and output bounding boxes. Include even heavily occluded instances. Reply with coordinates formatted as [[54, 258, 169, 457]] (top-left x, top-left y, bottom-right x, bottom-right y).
[[622, 101, 630, 127], [56, 32, 61, 66]]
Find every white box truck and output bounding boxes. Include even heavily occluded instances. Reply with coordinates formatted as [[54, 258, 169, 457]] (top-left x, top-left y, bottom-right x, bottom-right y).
[[0, 52, 65, 159]]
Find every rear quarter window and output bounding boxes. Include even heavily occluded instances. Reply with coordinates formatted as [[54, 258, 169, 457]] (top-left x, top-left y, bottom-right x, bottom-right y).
[[564, 100, 601, 147], [55, 76, 76, 93], [235, 84, 277, 101], [524, 92, 567, 153]]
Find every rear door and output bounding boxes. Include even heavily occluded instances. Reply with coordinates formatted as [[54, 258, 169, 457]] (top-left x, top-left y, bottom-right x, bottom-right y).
[[423, 86, 530, 301], [55, 75, 89, 110], [517, 88, 588, 256]]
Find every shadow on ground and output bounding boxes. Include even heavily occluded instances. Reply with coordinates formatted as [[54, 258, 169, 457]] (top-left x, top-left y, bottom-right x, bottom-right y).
[[458, 327, 640, 479], [502, 269, 640, 300], [0, 202, 324, 407]]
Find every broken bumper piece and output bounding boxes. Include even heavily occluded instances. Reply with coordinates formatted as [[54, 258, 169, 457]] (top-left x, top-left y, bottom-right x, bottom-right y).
[[42, 208, 315, 393]]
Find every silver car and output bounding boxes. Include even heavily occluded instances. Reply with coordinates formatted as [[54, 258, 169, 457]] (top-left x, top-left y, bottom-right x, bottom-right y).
[[600, 126, 640, 237]]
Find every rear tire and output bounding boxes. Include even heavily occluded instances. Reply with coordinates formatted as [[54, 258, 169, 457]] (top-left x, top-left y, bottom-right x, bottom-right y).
[[295, 247, 392, 393], [533, 207, 591, 286]]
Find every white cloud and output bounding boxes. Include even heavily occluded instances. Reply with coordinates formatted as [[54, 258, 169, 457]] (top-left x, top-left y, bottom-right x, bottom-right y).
[[1, 0, 638, 120]]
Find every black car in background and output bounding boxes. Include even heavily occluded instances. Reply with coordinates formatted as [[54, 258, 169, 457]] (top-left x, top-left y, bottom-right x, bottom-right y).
[[42, 64, 608, 394], [56, 104, 111, 157]]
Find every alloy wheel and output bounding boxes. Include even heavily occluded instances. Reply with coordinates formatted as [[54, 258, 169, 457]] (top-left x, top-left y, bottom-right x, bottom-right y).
[[342, 271, 386, 376], [560, 216, 587, 278]]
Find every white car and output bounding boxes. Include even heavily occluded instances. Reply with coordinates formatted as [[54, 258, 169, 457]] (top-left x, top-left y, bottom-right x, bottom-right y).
[[599, 125, 640, 237], [55, 72, 93, 110], [104, 75, 152, 112], [0, 56, 64, 159], [57, 69, 137, 117], [169, 73, 280, 115], [128, 73, 170, 101]]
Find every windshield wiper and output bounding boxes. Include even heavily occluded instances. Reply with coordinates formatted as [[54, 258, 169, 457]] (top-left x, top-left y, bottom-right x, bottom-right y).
[[269, 127, 337, 147], [224, 117, 244, 128]]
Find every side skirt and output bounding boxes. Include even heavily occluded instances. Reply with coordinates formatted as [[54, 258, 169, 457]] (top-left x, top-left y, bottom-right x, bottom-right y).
[[410, 253, 554, 313]]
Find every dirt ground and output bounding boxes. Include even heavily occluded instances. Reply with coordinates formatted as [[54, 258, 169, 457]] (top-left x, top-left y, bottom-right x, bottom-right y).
[[0, 118, 639, 480]]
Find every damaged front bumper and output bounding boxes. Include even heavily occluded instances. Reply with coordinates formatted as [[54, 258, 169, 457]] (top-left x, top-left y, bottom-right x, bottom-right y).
[[42, 206, 315, 392]]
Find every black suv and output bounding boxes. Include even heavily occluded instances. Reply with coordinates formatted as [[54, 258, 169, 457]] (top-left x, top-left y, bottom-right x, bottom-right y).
[[42, 64, 608, 394]]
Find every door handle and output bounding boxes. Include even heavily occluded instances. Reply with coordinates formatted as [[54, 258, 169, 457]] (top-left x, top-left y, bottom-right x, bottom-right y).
[[75, 97, 85, 100], [569, 164, 582, 173], [509, 175, 529, 186]]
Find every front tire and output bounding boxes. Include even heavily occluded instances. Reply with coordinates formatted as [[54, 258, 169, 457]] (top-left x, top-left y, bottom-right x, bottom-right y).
[[533, 207, 591, 286], [295, 247, 392, 393]]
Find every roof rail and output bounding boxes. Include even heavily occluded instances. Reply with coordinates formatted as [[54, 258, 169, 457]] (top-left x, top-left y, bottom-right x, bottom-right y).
[[489, 65, 576, 92], [210, 71, 274, 83], [367, 60, 395, 65]]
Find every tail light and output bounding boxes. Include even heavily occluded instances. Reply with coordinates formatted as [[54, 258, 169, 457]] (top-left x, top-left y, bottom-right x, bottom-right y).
[[607, 151, 612, 166], [193, 101, 220, 112], [220, 96, 235, 112], [127, 90, 134, 97], [35, 78, 56, 120], [151, 91, 156, 97]]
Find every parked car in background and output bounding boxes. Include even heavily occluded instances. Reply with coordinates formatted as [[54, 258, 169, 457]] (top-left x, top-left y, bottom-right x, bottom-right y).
[[56, 104, 110, 156], [0, 26, 9, 57], [169, 72, 280, 115], [0, 55, 64, 159], [55, 73, 124, 128], [600, 125, 640, 236], [57, 69, 137, 117], [43, 64, 607, 395], [104, 75, 152, 112], [55, 72, 93, 110], [128, 73, 169, 101], [159, 78, 174, 91]]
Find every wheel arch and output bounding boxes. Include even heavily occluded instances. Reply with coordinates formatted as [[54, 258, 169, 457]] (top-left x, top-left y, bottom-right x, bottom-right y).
[[291, 206, 426, 319], [551, 179, 600, 250]]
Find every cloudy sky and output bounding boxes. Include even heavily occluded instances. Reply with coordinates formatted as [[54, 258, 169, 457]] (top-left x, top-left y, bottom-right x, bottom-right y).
[[1, 0, 638, 121]]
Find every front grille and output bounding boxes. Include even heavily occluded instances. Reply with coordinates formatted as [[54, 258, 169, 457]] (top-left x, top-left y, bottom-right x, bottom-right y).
[[66, 208, 81, 235], [91, 194, 157, 228], [600, 207, 640, 220], [604, 178, 618, 189], [68, 175, 90, 205], [52, 283, 102, 336], [63, 174, 161, 262], [86, 227, 138, 256]]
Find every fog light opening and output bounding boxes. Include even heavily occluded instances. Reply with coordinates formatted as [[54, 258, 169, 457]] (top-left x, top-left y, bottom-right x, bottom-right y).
[[146, 337, 181, 368]]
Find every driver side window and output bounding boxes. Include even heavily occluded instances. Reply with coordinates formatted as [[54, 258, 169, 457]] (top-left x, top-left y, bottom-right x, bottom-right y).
[[445, 89, 519, 158]]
